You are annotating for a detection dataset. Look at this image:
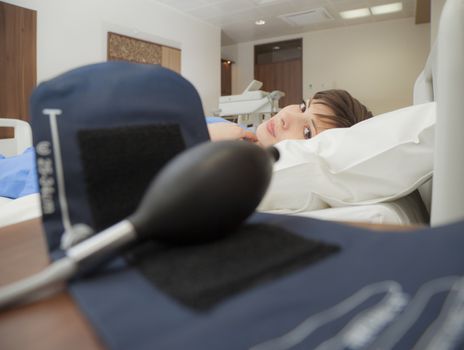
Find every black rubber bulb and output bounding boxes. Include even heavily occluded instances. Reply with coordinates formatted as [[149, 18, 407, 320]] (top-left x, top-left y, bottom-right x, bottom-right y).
[[128, 140, 279, 244]]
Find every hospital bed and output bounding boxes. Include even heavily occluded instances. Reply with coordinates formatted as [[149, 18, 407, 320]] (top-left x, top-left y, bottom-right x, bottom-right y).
[[0, 118, 33, 157], [0, 120, 427, 229], [0, 118, 41, 228], [219, 80, 285, 131]]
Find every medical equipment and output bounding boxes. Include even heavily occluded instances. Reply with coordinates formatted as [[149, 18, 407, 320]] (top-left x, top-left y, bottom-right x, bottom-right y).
[[30, 62, 211, 251], [0, 140, 278, 309], [219, 80, 285, 131]]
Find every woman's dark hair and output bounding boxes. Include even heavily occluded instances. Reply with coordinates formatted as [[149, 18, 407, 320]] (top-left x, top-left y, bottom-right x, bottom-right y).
[[311, 89, 373, 128]]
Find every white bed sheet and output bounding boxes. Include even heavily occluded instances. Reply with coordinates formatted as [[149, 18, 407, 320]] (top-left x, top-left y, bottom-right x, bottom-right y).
[[0, 196, 13, 206], [0, 191, 427, 231], [2, 191, 426, 231], [0, 193, 42, 229], [260, 190, 428, 225]]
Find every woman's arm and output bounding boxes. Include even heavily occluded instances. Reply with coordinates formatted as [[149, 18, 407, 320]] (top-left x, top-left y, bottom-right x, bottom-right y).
[[207, 122, 257, 142]]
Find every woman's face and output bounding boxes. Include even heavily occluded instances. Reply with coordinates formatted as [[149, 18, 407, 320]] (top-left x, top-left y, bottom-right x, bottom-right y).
[[256, 99, 337, 147]]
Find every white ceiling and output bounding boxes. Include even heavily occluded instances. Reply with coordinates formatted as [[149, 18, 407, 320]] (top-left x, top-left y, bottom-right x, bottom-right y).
[[155, 0, 416, 45]]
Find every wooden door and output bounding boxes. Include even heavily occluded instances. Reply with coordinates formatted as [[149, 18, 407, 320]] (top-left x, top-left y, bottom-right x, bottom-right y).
[[255, 59, 302, 107], [254, 39, 302, 107], [0, 1, 37, 137], [221, 59, 232, 96]]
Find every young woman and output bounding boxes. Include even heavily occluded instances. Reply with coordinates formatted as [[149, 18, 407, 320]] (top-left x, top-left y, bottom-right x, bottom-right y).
[[208, 89, 373, 146]]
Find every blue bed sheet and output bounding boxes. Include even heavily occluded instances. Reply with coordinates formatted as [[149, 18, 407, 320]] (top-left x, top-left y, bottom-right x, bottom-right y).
[[0, 147, 38, 199]]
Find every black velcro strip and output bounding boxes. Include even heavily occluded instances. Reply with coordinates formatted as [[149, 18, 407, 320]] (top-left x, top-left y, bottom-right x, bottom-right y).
[[126, 223, 339, 311], [78, 124, 185, 230]]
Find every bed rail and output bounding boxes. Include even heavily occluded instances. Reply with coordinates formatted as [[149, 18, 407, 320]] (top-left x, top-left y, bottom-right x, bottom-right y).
[[431, 0, 464, 226], [0, 118, 33, 157]]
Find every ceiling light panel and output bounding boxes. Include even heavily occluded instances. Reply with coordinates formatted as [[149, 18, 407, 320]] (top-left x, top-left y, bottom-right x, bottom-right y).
[[280, 8, 333, 27], [339, 8, 370, 19], [370, 2, 403, 15]]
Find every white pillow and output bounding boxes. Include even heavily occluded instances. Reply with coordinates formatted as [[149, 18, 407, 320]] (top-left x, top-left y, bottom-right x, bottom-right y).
[[258, 102, 436, 213]]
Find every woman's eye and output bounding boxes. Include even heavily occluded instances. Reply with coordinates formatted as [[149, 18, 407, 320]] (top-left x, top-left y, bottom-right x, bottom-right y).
[[299, 100, 307, 113], [303, 126, 312, 139]]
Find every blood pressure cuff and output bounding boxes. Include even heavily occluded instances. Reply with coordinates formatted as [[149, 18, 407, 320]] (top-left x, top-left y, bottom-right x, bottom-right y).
[[68, 214, 464, 350], [30, 62, 209, 251]]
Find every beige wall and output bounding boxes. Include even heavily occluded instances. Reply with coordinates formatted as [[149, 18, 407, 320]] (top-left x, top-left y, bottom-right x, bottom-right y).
[[3, 0, 221, 116], [222, 17, 430, 115]]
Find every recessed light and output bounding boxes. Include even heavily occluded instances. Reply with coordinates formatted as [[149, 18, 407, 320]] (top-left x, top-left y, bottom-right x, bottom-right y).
[[339, 8, 370, 19], [370, 2, 403, 15], [255, 19, 266, 25], [273, 46, 280, 50]]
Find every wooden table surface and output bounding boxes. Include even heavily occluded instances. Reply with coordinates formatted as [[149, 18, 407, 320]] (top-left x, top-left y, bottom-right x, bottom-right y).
[[0, 218, 103, 350]]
